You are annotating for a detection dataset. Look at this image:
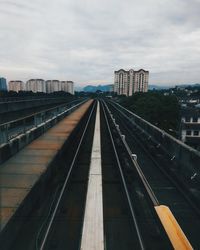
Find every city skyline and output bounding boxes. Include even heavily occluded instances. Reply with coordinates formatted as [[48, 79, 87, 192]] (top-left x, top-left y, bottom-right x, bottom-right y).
[[0, 0, 200, 86], [8, 79, 74, 94]]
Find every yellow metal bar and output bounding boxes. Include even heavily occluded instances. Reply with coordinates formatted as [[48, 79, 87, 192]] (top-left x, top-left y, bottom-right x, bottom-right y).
[[155, 205, 193, 250]]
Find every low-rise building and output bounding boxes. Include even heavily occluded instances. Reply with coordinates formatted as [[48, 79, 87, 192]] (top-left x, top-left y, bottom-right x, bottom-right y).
[[180, 107, 200, 150]]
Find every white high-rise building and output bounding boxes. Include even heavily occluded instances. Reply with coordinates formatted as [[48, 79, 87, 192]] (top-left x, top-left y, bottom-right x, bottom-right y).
[[8, 78, 74, 95], [46, 80, 52, 93], [26, 79, 46, 93], [114, 69, 149, 96], [52, 80, 61, 92], [8, 81, 25, 92], [45, 80, 61, 93], [60, 81, 68, 92], [67, 81, 74, 95], [60, 81, 74, 94]]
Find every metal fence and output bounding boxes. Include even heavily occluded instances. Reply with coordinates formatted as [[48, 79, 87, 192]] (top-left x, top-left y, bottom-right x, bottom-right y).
[[0, 98, 88, 144], [109, 100, 200, 180]]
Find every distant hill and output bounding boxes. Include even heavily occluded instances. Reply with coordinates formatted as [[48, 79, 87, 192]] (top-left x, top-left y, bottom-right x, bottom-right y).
[[175, 83, 200, 88], [82, 84, 171, 92], [74, 86, 83, 91], [78, 83, 200, 93], [149, 83, 200, 90], [83, 84, 113, 92], [148, 85, 171, 90]]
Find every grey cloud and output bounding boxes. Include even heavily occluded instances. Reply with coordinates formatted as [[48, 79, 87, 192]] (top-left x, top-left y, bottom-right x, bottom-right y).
[[0, 0, 200, 86]]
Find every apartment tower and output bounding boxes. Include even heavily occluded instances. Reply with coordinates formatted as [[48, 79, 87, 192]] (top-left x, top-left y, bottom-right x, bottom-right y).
[[114, 69, 149, 96]]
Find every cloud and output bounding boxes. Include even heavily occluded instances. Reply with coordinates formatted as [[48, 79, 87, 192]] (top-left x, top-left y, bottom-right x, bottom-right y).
[[0, 0, 200, 86]]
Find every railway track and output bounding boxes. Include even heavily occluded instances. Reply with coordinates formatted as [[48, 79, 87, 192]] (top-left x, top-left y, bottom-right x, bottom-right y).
[[38, 100, 97, 250], [41, 100, 172, 249], [6, 100, 96, 250], [105, 99, 200, 248], [101, 101, 172, 249], [3, 99, 195, 249]]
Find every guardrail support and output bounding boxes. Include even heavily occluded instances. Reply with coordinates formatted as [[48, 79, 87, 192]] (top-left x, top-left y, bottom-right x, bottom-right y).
[[34, 114, 43, 127], [0, 125, 8, 144], [0, 99, 88, 145]]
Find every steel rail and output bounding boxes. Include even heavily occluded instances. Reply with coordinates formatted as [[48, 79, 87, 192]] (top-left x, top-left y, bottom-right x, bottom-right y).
[[101, 101, 145, 250], [104, 102, 160, 206], [39, 100, 96, 250], [102, 100, 159, 206]]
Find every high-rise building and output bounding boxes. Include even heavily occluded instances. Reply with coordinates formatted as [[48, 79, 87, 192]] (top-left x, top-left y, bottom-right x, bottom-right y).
[[45, 80, 61, 93], [114, 69, 149, 96], [60, 81, 74, 94], [8, 81, 25, 92], [46, 80, 52, 93], [60, 81, 69, 92], [5, 78, 74, 94], [26, 79, 46, 93], [67, 81, 74, 95], [52, 80, 61, 92], [0, 77, 7, 91]]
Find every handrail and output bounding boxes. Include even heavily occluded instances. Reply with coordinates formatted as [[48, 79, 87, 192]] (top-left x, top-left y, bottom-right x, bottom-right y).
[[0, 96, 72, 104], [0, 98, 88, 144], [101, 100, 145, 250], [0, 98, 87, 127], [109, 100, 200, 157]]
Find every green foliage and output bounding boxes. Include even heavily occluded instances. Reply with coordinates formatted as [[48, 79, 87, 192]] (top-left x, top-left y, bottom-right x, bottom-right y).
[[119, 92, 180, 134]]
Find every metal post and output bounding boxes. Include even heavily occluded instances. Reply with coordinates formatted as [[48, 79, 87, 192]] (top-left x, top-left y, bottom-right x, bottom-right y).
[[0, 124, 8, 144], [34, 114, 42, 127], [6, 124, 9, 142], [23, 118, 26, 133]]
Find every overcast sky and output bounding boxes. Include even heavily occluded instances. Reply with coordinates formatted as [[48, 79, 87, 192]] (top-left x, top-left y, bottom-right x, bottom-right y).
[[0, 0, 200, 86]]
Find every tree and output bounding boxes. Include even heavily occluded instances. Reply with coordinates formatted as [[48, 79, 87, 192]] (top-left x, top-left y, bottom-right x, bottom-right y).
[[119, 92, 180, 134]]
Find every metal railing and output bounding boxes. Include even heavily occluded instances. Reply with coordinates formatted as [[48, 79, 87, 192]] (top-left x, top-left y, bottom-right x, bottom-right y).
[[0, 98, 88, 144], [107, 100, 200, 184], [0, 96, 72, 103]]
